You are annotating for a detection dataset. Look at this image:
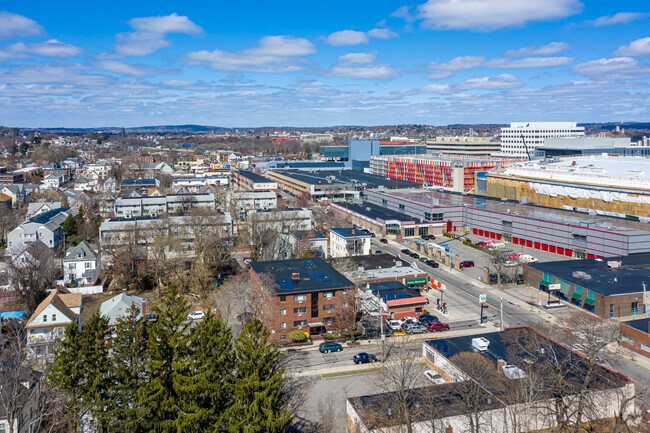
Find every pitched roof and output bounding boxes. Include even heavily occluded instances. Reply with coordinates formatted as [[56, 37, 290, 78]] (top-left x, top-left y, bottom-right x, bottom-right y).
[[0, 192, 11, 201], [64, 240, 97, 261], [26, 289, 79, 327], [99, 293, 146, 325]]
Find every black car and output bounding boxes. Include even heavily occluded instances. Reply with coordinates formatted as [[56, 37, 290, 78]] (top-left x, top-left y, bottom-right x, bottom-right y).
[[380, 238, 388, 244], [419, 256, 428, 263], [369, 232, 376, 237], [374, 249, 383, 254], [421, 235, 430, 240], [410, 253, 420, 259], [425, 259, 439, 268], [353, 353, 377, 364], [401, 248, 410, 254], [488, 273, 499, 284], [515, 274, 525, 285], [319, 342, 343, 353]]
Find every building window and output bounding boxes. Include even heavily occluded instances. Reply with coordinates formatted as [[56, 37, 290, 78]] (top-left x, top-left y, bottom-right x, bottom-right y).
[[620, 334, 633, 344], [631, 302, 639, 315], [323, 291, 334, 299], [641, 342, 650, 353], [572, 234, 587, 241], [294, 307, 307, 314], [610, 304, 615, 316], [280, 309, 286, 316], [280, 335, 286, 340], [294, 320, 307, 327], [342, 290, 348, 296], [382, 199, 387, 204], [342, 303, 348, 309], [399, 204, 405, 210], [323, 317, 335, 325], [501, 220, 513, 227], [43, 315, 47, 323], [280, 296, 286, 302], [280, 322, 287, 329], [323, 304, 335, 312], [294, 294, 307, 302], [404, 227, 415, 237], [52, 314, 56, 322]]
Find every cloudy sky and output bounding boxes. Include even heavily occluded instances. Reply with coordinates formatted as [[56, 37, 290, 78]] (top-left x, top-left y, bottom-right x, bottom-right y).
[[1, 0, 649, 127]]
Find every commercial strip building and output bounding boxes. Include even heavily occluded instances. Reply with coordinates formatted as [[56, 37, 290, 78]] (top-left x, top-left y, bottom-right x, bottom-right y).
[[480, 155, 650, 219], [266, 169, 420, 201], [249, 257, 355, 341], [500, 122, 585, 156], [347, 327, 634, 433], [368, 155, 522, 192], [619, 318, 650, 359], [328, 227, 372, 257], [362, 188, 650, 257], [425, 136, 501, 156], [358, 280, 429, 320], [525, 254, 650, 319], [113, 193, 216, 218], [230, 169, 277, 192], [327, 253, 429, 291]]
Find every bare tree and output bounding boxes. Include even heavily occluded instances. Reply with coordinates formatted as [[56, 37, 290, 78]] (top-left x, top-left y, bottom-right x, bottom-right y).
[[6, 243, 58, 313]]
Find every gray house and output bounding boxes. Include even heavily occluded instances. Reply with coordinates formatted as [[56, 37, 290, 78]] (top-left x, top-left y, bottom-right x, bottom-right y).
[[27, 201, 62, 217], [6, 208, 75, 252], [99, 293, 147, 326]]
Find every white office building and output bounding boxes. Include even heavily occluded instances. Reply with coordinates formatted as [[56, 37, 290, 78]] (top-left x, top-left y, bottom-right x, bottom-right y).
[[500, 122, 585, 156]]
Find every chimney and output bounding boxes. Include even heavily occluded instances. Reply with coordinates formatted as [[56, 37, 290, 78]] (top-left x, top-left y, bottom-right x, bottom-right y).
[[291, 273, 300, 283], [497, 359, 506, 373]]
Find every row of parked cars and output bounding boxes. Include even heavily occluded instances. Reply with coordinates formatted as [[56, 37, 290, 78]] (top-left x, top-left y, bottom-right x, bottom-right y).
[[400, 249, 440, 268], [385, 313, 450, 334]]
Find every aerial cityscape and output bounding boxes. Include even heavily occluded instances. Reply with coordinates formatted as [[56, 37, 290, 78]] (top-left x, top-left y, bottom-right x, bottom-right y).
[[1, 1, 650, 432]]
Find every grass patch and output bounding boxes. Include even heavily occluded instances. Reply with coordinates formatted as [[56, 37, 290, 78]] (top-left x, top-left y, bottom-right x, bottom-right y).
[[321, 367, 383, 378]]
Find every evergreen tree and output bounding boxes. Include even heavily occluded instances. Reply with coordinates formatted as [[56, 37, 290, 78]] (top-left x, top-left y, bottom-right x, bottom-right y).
[[107, 305, 147, 433], [229, 318, 292, 433], [138, 285, 190, 432], [63, 214, 78, 237], [173, 312, 235, 432]]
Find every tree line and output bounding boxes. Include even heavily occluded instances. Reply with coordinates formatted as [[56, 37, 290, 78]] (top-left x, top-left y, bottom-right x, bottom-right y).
[[48, 285, 292, 433]]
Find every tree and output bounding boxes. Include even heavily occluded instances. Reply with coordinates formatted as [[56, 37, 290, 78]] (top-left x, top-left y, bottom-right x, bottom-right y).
[[304, 144, 312, 160], [6, 244, 58, 314], [229, 318, 292, 433], [63, 214, 78, 237], [20, 142, 29, 154]]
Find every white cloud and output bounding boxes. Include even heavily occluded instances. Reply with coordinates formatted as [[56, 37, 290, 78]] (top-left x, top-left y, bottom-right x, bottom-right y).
[[113, 13, 203, 57], [182, 35, 316, 73], [504, 42, 570, 57], [367, 28, 398, 39], [0, 39, 82, 62], [429, 56, 486, 71], [456, 74, 522, 89], [391, 6, 416, 23], [487, 56, 574, 68], [419, 83, 452, 93], [0, 12, 43, 41], [427, 71, 453, 80], [96, 60, 173, 76], [592, 12, 647, 27], [418, 0, 582, 31], [325, 30, 369, 46], [330, 53, 398, 80], [572, 57, 650, 79], [613, 37, 650, 57]]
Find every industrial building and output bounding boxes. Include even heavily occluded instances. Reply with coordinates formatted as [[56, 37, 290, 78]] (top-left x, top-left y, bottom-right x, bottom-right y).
[[481, 155, 650, 219], [500, 122, 585, 156], [320, 140, 426, 170], [539, 137, 650, 157], [526, 254, 650, 318], [266, 169, 420, 201], [425, 136, 501, 156], [362, 188, 650, 257]]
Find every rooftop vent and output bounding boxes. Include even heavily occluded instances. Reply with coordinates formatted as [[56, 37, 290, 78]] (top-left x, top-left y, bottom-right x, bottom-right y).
[[291, 273, 300, 283], [472, 337, 490, 352], [502, 365, 526, 379], [607, 261, 622, 269]]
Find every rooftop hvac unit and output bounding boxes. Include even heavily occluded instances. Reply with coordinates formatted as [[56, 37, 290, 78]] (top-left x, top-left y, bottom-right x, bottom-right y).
[[502, 365, 526, 379], [472, 337, 490, 352], [607, 261, 622, 269]]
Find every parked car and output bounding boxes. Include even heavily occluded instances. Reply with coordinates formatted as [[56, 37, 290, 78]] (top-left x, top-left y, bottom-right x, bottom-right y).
[[425, 259, 439, 268], [418, 313, 438, 322], [424, 370, 446, 384], [374, 249, 383, 254], [509, 253, 523, 259], [475, 242, 488, 248], [402, 323, 426, 334], [369, 232, 376, 237], [386, 320, 402, 331], [426, 321, 450, 332], [421, 235, 435, 240], [419, 256, 428, 263], [459, 260, 474, 268], [504, 260, 518, 267], [488, 273, 499, 284], [319, 342, 343, 353], [353, 352, 378, 364], [187, 311, 205, 321], [399, 316, 418, 325], [401, 248, 411, 254], [515, 274, 525, 285], [410, 253, 420, 259], [380, 238, 388, 244]]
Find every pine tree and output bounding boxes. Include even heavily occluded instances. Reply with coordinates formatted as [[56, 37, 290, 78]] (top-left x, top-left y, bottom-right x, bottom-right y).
[[138, 284, 189, 432], [107, 305, 147, 433], [173, 312, 235, 432], [229, 318, 292, 433], [63, 214, 78, 237]]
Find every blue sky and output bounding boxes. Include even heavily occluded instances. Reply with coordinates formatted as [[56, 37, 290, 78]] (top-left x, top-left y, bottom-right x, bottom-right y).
[[1, 0, 649, 127]]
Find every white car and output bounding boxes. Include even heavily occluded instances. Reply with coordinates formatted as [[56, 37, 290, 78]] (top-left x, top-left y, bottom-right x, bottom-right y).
[[386, 320, 402, 331], [424, 370, 446, 384], [187, 311, 205, 321], [504, 261, 518, 267]]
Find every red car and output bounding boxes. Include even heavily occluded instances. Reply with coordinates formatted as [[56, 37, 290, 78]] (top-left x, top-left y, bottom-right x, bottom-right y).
[[426, 321, 450, 332]]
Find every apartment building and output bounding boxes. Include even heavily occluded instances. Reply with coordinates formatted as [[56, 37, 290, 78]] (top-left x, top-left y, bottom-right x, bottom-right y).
[[500, 121, 585, 156], [6, 208, 75, 251], [329, 227, 372, 257], [113, 193, 216, 217], [230, 170, 277, 192], [425, 136, 501, 156], [249, 257, 355, 341]]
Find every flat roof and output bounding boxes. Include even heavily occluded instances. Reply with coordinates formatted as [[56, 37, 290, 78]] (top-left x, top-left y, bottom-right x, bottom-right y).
[[621, 318, 650, 335], [237, 170, 274, 183], [328, 253, 402, 271], [271, 169, 421, 188], [378, 189, 650, 235], [330, 227, 372, 238], [333, 201, 425, 224], [367, 281, 421, 302], [530, 253, 650, 296], [249, 257, 353, 294]]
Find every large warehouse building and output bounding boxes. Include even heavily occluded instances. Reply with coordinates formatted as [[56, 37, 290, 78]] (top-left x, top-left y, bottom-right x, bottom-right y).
[[362, 188, 650, 258]]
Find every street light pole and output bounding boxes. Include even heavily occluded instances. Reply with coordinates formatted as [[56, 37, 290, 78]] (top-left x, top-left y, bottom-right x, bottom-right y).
[[499, 296, 504, 332]]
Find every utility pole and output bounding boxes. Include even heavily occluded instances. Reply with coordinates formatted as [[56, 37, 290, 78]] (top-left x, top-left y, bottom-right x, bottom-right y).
[[380, 310, 385, 363], [499, 296, 504, 331]]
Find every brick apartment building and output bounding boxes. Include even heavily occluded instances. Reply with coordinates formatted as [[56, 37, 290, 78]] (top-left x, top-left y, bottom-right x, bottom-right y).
[[249, 257, 355, 342], [619, 319, 650, 359], [0, 173, 24, 184], [230, 170, 277, 192]]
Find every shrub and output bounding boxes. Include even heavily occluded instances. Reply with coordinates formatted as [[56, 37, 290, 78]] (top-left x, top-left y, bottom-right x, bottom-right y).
[[442, 232, 453, 238], [290, 330, 308, 343], [323, 333, 334, 340]]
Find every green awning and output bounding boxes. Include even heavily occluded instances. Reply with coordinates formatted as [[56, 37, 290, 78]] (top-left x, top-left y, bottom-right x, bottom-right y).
[[583, 298, 595, 306], [572, 292, 582, 301], [406, 277, 427, 284]]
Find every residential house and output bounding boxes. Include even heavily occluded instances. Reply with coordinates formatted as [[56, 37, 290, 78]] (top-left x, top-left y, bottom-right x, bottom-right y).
[[286, 230, 328, 258], [73, 173, 98, 191], [99, 293, 147, 326], [26, 202, 61, 217], [10, 239, 55, 268], [6, 208, 75, 251], [120, 178, 160, 196], [63, 240, 100, 285], [1, 184, 26, 205], [329, 227, 372, 257], [25, 289, 82, 357], [42, 173, 64, 190], [0, 192, 11, 209], [100, 177, 119, 193]]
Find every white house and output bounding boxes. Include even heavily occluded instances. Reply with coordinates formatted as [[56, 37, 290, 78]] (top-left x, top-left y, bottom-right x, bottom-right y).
[[329, 227, 372, 258], [42, 174, 64, 190], [25, 289, 82, 357], [27, 201, 62, 217], [63, 240, 100, 285]]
